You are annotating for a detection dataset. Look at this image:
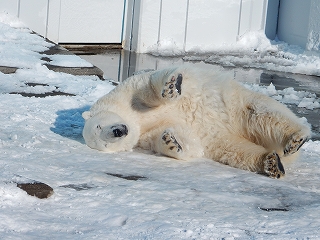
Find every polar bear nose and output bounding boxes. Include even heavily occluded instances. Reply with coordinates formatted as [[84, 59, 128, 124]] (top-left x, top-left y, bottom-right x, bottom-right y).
[[112, 124, 128, 138]]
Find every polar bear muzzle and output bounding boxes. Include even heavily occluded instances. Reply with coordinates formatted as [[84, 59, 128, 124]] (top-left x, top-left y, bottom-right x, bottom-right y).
[[112, 124, 128, 138], [100, 124, 129, 142]]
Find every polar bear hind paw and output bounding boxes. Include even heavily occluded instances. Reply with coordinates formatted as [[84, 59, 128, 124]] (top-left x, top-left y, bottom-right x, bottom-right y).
[[284, 132, 308, 156], [162, 130, 182, 154], [161, 73, 183, 99], [264, 152, 285, 179]]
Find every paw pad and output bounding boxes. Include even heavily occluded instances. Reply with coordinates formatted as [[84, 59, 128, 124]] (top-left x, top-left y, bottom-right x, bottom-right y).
[[161, 74, 182, 99], [162, 131, 182, 153], [264, 152, 285, 179], [284, 133, 308, 156]]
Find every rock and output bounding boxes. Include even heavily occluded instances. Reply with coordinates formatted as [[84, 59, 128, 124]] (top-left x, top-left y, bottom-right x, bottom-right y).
[[0, 66, 18, 74], [17, 182, 54, 199]]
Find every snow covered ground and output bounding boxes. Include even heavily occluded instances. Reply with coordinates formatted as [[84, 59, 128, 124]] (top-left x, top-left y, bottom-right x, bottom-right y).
[[1, 13, 320, 239]]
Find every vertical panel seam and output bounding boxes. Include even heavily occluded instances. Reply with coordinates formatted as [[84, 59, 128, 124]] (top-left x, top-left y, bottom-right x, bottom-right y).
[[157, 0, 163, 43], [120, 0, 127, 44], [17, 0, 21, 17], [237, 0, 243, 40], [57, 0, 62, 43], [129, 0, 136, 51], [45, 0, 50, 38], [183, 0, 190, 52]]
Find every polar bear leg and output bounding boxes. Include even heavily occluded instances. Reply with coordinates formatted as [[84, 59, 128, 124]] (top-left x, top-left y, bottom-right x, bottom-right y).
[[284, 131, 308, 156], [207, 135, 285, 178], [134, 70, 183, 108], [161, 74, 183, 99], [152, 127, 203, 160], [138, 126, 197, 159], [150, 69, 183, 100], [264, 152, 285, 179], [241, 100, 310, 156], [160, 129, 183, 158]]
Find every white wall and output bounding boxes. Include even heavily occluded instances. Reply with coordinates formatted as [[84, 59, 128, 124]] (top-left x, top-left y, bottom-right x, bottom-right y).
[[0, 0, 50, 38], [185, 0, 240, 50], [0, 0, 20, 16], [1, 0, 280, 53], [127, 0, 271, 53], [58, 0, 125, 43], [0, 0, 126, 44]]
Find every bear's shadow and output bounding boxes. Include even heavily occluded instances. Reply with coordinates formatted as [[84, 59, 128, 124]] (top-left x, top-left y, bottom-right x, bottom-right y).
[[50, 106, 90, 143]]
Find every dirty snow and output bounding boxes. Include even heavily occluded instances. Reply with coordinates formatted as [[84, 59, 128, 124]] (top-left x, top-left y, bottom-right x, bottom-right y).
[[1, 12, 320, 239], [150, 30, 320, 77]]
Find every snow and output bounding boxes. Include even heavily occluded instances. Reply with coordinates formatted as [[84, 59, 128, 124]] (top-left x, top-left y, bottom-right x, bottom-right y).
[[1, 13, 320, 239], [244, 83, 320, 110], [47, 54, 93, 68], [150, 30, 320, 77]]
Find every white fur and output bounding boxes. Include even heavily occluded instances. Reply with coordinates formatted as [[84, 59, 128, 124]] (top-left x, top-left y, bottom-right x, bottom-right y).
[[82, 66, 311, 177]]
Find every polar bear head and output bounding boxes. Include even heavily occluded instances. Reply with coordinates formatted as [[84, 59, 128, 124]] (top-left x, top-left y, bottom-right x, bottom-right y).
[[82, 111, 139, 152]]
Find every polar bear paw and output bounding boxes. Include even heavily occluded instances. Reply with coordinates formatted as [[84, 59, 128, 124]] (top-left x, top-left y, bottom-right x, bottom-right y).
[[284, 132, 308, 156], [264, 152, 285, 179], [161, 130, 182, 154], [161, 73, 183, 99]]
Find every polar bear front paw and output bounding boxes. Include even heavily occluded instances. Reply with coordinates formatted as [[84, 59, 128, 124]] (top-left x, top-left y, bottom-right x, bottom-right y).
[[161, 130, 182, 154], [284, 132, 308, 156], [161, 73, 183, 99], [264, 152, 285, 179]]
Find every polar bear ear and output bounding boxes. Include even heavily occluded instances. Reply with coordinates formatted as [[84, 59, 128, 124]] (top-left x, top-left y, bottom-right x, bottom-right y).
[[82, 111, 91, 120]]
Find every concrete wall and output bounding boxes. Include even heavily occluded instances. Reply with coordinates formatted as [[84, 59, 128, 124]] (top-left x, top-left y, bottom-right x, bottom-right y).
[[265, 0, 280, 40], [277, 0, 320, 51], [277, 0, 311, 48]]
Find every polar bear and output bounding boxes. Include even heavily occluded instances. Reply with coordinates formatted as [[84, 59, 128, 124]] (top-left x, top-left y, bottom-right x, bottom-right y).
[[82, 66, 311, 178]]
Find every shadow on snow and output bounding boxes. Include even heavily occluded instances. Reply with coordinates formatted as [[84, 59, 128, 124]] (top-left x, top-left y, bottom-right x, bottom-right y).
[[50, 105, 90, 144]]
